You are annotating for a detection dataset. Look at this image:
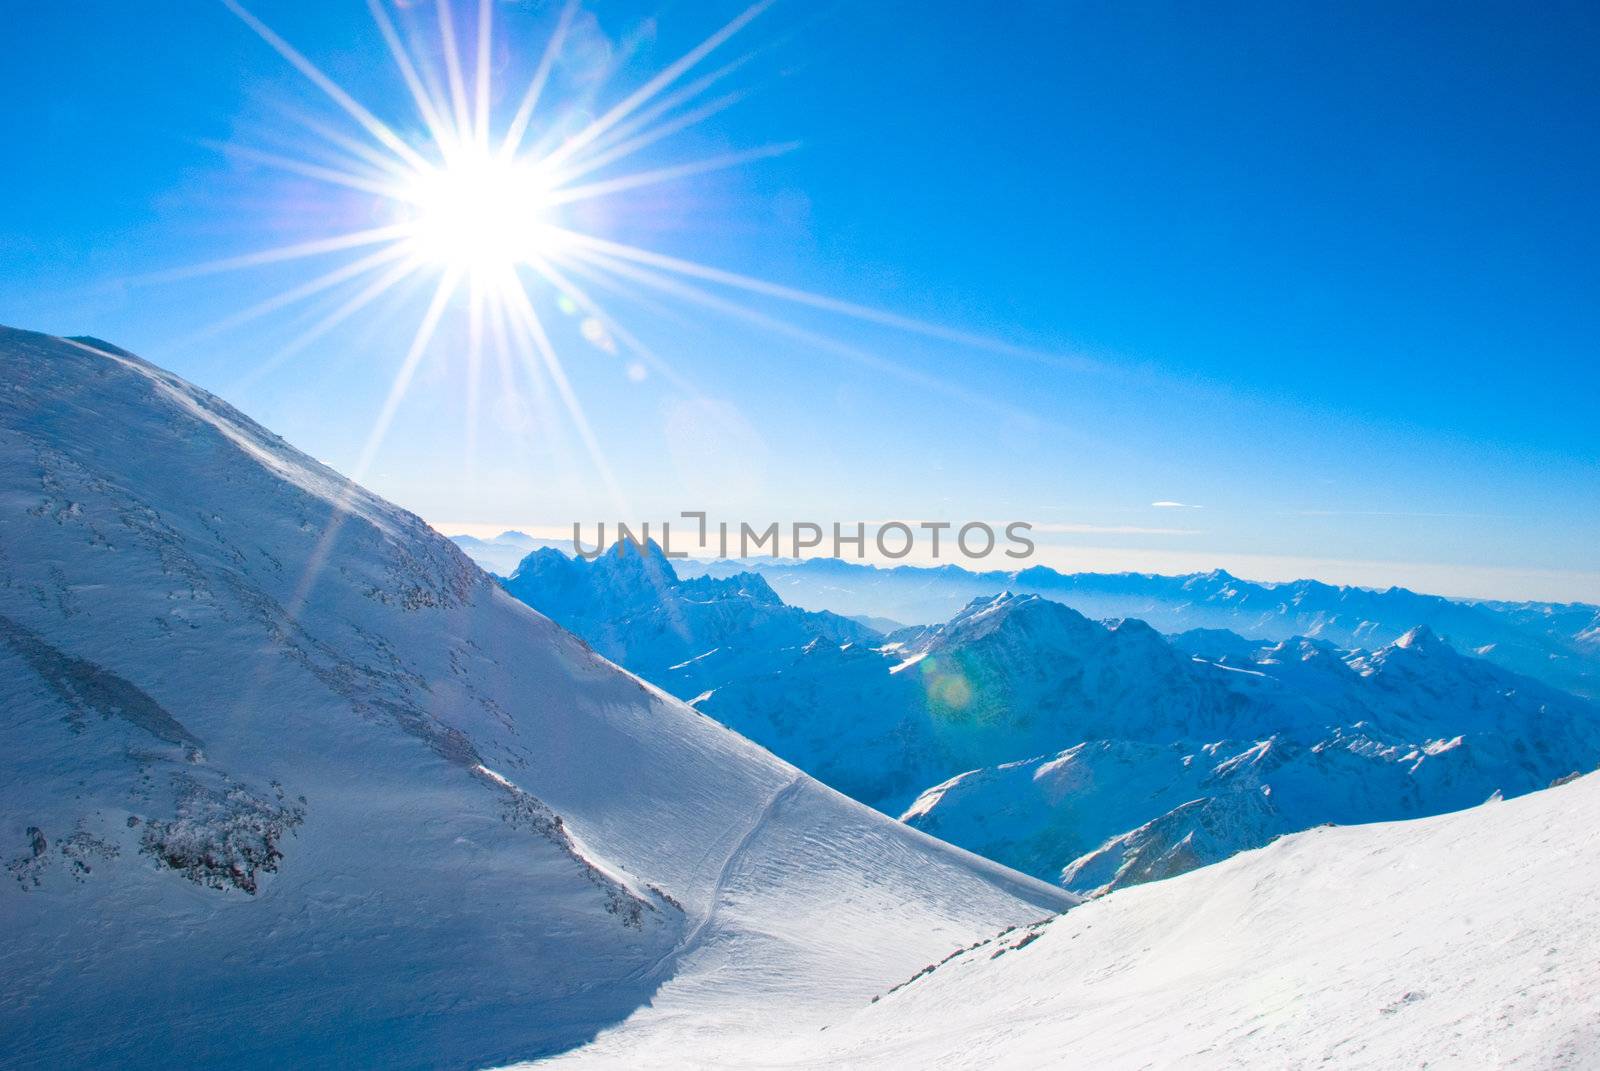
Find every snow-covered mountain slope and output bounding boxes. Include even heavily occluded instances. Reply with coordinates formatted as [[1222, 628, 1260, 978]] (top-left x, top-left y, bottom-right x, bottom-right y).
[[502, 540, 877, 695], [900, 601, 1600, 894], [893, 594, 1251, 761], [680, 556, 1600, 698], [577, 770, 1600, 1070], [0, 326, 1070, 1071]]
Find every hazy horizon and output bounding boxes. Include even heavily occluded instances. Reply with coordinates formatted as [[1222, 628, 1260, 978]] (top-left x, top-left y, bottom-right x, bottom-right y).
[[436, 518, 1600, 603]]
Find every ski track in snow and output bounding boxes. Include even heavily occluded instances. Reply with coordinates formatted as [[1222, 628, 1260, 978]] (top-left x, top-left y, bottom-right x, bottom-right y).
[[631, 773, 808, 987], [694, 774, 808, 945]]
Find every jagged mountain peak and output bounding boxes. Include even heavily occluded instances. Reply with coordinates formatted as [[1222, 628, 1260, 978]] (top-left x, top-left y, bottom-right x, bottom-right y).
[[582, 535, 679, 583], [505, 538, 681, 612], [1394, 623, 1447, 652], [502, 528, 879, 686], [925, 591, 1096, 648], [679, 569, 783, 606], [1105, 616, 1166, 641], [509, 544, 571, 574]]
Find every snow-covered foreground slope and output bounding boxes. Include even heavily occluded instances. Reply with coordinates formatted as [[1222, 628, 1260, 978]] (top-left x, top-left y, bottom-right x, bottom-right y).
[[543, 771, 1600, 1069], [0, 326, 1069, 1070]]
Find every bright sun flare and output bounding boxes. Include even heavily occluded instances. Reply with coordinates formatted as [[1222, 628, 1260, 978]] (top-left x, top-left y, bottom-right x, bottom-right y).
[[195, 0, 1041, 507], [398, 153, 553, 276]]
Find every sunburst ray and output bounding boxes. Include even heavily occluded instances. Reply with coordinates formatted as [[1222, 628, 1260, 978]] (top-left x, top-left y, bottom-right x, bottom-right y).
[[560, 244, 1051, 429], [545, 226, 1083, 369], [499, 274, 629, 512], [176, 243, 415, 349], [433, 0, 475, 148], [547, 89, 748, 190], [277, 102, 423, 179], [498, 0, 579, 161], [574, 50, 757, 166], [366, 0, 453, 151], [205, 140, 401, 198], [472, 0, 493, 147], [353, 267, 462, 480], [137, 224, 412, 284], [544, 142, 799, 207], [533, 0, 773, 175], [222, 0, 430, 172], [226, 253, 424, 394]]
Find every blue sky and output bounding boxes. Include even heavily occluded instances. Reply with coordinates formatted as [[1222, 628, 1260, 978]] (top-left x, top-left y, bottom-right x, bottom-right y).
[[3, 1, 1597, 600]]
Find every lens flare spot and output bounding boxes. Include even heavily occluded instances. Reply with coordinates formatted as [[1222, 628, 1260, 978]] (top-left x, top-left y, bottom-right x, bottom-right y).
[[927, 673, 973, 713], [580, 317, 615, 353]]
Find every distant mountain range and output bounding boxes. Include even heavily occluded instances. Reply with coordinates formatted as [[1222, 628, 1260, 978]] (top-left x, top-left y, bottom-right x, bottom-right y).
[[672, 555, 1600, 699], [448, 529, 564, 574], [500, 544, 1600, 895], [455, 542, 1600, 700]]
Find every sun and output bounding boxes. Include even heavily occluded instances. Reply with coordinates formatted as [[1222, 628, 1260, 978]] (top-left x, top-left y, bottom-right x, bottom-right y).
[[396, 150, 554, 278], [188, 0, 1050, 512]]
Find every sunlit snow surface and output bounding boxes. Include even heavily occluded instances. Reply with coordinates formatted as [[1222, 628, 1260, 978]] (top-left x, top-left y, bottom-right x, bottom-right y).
[[540, 771, 1600, 1069], [0, 326, 1067, 1070]]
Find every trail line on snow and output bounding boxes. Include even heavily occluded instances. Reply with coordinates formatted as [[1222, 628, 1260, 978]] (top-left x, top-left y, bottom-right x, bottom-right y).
[[634, 773, 808, 983]]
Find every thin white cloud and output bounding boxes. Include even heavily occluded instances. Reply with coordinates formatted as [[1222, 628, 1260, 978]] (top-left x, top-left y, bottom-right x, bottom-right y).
[[1294, 509, 1502, 519], [867, 520, 1204, 536], [1031, 523, 1201, 536], [1151, 501, 1202, 509]]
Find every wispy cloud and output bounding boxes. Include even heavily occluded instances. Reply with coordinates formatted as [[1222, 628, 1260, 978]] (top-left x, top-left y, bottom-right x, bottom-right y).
[[1151, 500, 1202, 509], [1032, 522, 1201, 536], [1293, 509, 1504, 519]]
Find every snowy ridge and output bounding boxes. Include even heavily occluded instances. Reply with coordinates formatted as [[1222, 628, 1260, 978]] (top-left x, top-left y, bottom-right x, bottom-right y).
[[0, 326, 1069, 1070]]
